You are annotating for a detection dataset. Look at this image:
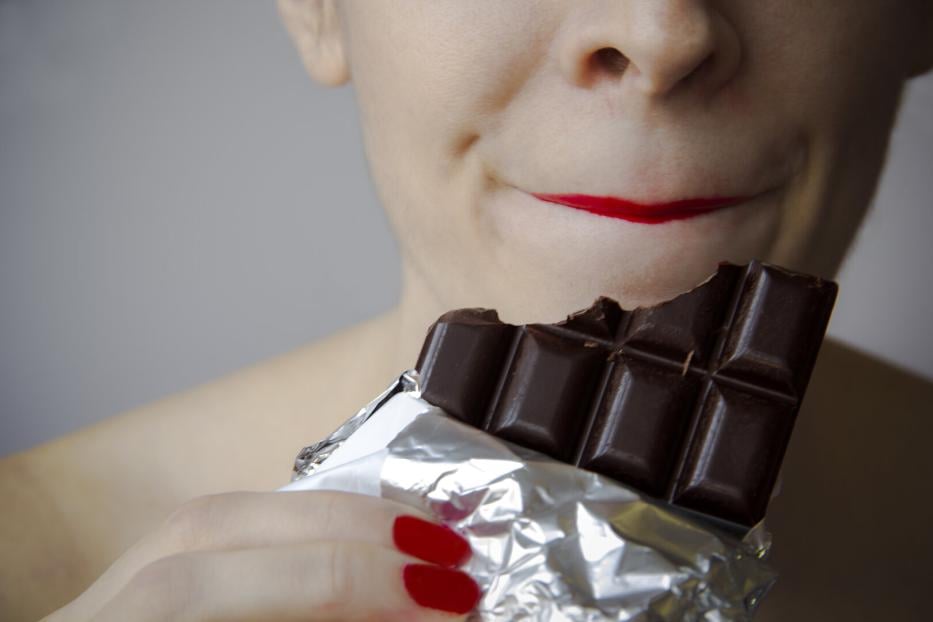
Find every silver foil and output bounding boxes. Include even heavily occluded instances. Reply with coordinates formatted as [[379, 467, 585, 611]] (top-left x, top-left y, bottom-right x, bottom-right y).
[[281, 372, 776, 621]]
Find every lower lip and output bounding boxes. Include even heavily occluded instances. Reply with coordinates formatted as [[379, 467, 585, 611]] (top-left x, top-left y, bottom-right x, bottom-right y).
[[529, 193, 749, 224]]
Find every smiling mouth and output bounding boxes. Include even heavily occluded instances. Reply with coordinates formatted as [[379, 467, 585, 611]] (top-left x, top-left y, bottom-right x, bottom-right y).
[[529, 192, 750, 224]]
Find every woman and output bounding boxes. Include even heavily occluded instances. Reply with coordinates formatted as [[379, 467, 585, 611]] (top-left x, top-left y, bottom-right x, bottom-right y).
[[3, 1, 932, 620]]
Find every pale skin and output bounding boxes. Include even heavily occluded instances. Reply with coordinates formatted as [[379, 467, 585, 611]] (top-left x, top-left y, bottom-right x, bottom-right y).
[[2, 1, 933, 620]]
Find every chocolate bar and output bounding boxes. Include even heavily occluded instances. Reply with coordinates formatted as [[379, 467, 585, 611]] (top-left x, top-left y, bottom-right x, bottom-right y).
[[415, 261, 837, 527]]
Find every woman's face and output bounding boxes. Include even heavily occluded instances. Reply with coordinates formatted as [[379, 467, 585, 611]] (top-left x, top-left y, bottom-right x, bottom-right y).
[[283, 0, 932, 322]]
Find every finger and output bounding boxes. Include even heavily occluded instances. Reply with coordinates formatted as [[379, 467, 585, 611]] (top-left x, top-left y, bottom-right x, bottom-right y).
[[153, 491, 431, 553], [92, 541, 482, 622], [148, 491, 471, 567], [57, 491, 471, 621]]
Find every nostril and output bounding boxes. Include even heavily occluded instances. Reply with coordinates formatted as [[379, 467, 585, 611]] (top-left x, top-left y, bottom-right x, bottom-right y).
[[591, 47, 629, 76]]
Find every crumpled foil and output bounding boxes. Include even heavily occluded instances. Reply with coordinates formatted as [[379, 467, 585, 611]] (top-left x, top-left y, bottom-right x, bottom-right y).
[[279, 371, 776, 621]]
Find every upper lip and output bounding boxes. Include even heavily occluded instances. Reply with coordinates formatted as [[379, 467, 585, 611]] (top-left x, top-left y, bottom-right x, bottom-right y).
[[528, 192, 750, 223]]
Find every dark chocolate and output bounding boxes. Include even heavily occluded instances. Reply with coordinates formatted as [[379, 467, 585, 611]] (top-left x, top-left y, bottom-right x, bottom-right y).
[[415, 261, 837, 527]]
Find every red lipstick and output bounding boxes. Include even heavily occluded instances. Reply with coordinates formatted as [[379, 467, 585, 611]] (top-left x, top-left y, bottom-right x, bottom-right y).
[[530, 193, 747, 224]]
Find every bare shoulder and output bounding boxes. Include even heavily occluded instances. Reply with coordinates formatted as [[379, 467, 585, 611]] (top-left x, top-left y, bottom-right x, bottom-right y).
[[0, 310, 400, 620], [757, 338, 933, 620]]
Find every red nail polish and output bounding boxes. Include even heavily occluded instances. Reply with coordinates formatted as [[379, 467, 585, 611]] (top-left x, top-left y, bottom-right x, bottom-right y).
[[403, 564, 481, 614], [393, 515, 472, 567]]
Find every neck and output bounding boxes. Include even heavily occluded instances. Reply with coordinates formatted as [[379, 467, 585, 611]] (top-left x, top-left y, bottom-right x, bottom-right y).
[[390, 258, 450, 371], [367, 257, 451, 384]]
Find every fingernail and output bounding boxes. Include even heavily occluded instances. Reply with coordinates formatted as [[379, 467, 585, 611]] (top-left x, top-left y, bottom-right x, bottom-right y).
[[393, 515, 472, 567], [403, 564, 481, 614]]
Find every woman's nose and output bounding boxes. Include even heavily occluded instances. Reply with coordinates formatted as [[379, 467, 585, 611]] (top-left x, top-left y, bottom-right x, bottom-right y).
[[558, 1, 740, 98]]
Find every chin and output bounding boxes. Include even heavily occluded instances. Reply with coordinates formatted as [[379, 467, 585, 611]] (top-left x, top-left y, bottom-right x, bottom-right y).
[[469, 204, 779, 325], [415, 177, 785, 325]]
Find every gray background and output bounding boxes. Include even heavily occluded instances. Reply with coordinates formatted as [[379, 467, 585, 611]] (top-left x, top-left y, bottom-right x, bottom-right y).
[[1, 1, 931, 458]]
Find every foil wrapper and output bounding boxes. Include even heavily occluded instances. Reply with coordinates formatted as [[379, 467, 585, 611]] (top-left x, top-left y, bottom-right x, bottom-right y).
[[279, 372, 776, 621]]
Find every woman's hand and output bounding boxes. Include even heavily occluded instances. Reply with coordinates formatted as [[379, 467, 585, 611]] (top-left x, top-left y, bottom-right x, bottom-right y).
[[43, 490, 480, 621]]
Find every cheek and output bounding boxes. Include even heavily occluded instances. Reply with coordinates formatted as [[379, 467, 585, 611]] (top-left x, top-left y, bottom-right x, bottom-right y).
[[735, 2, 897, 138], [345, 2, 562, 280], [347, 1, 549, 150], [726, 1, 908, 271]]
